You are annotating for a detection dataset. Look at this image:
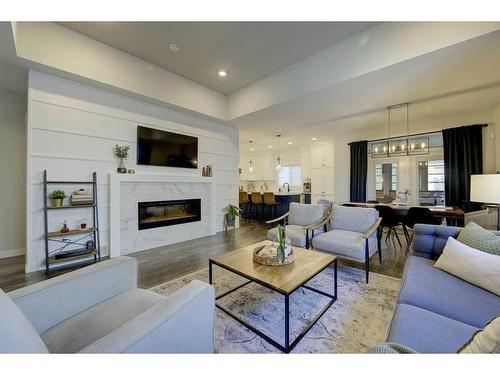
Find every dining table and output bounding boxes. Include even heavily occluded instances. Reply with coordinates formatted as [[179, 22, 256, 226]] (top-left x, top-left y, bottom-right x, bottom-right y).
[[346, 202, 465, 227]]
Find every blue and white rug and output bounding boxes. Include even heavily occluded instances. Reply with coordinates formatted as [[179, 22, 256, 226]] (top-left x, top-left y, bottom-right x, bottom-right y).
[[152, 264, 400, 353]]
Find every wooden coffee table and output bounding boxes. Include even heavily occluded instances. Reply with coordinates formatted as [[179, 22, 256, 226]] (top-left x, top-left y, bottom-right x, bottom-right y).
[[209, 240, 337, 353]]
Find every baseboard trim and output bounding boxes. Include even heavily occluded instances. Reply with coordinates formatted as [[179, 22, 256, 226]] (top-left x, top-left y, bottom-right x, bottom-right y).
[[0, 247, 25, 259]]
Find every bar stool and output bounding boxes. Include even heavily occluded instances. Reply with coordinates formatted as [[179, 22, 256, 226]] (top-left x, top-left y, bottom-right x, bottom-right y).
[[250, 192, 264, 224], [263, 192, 278, 222], [239, 191, 250, 222]]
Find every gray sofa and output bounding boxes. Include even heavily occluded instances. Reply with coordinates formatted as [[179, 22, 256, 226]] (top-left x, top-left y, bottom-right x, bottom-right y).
[[0, 256, 215, 353], [386, 224, 500, 353]]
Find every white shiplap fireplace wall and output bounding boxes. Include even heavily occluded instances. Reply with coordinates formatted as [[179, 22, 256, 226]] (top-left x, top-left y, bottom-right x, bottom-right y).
[[26, 71, 238, 273]]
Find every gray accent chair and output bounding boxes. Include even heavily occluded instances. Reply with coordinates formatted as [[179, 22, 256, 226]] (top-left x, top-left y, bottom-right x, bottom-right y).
[[385, 224, 500, 353], [0, 256, 215, 353], [266, 202, 330, 249], [312, 204, 382, 283]]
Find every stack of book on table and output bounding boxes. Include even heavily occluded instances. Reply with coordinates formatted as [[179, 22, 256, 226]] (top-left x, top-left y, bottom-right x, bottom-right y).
[[70, 194, 93, 206]]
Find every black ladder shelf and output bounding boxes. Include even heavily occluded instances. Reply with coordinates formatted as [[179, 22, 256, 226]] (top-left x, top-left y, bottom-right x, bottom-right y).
[[43, 170, 101, 274]]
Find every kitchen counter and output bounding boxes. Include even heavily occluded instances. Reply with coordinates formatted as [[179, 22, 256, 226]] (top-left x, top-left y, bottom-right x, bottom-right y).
[[244, 192, 301, 219]]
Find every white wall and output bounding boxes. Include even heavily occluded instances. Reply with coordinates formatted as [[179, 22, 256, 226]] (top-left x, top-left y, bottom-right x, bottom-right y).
[[26, 71, 238, 272], [333, 109, 497, 203], [0, 88, 26, 258]]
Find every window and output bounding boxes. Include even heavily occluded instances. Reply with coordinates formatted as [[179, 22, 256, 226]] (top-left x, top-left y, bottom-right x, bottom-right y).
[[279, 165, 301, 187], [418, 160, 445, 206]]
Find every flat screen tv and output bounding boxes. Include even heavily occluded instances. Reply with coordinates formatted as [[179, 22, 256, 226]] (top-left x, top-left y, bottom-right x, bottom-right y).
[[137, 126, 198, 169]]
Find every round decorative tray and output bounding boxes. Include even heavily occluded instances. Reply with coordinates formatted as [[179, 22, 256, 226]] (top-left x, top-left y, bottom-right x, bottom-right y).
[[253, 243, 295, 266]]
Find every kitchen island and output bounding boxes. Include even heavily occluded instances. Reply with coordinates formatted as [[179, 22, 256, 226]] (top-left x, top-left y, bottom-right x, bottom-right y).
[[244, 192, 301, 221]]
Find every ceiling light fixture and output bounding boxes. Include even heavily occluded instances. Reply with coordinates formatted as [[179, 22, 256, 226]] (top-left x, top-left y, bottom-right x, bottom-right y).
[[168, 43, 180, 53], [276, 155, 282, 170], [288, 142, 293, 145], [250, 148, 255, 151], [267, 145, 272, 149], [218, 70, 227, 77], [312, 137, 317, 141]]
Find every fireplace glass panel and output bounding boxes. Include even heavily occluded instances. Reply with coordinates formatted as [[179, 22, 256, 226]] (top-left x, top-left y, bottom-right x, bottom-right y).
[[138, 199, 201, 230]]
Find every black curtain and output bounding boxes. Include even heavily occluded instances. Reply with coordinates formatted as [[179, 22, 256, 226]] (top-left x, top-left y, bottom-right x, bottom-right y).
[[350, 140, 368, 203], [442, 124, 484, 208]]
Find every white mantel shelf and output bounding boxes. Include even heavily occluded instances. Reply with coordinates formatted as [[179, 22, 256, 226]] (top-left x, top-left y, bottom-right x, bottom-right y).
[[110, 173, 215, 184], [109, 173, 217, 258]]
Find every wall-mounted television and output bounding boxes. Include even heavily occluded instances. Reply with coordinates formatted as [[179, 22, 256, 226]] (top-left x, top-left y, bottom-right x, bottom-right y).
[[137, 126, 198, 169]]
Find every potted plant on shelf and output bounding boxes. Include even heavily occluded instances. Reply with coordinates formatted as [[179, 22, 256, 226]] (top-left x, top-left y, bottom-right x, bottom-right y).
[[224, 203, 241, 228], [113, 144, 130, 174], [48, 190, 66, 208]]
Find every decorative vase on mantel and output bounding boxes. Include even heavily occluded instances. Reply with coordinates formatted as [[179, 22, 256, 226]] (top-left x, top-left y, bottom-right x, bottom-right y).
[[117, 158, 127, 174]]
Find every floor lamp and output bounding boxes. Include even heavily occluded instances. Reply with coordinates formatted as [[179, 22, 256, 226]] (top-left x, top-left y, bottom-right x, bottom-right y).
[[470, 174, 500, 231]]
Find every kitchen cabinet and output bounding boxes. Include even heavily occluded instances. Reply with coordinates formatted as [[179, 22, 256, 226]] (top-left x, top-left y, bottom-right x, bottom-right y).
[[310, 142, 333, 168], [310, 166, 333, 193]]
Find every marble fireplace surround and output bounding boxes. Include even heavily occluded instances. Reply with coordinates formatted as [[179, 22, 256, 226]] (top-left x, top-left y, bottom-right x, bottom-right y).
[[109, 173, 216, 257]]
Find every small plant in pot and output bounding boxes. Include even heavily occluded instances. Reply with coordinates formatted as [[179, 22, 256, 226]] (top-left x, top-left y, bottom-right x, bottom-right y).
[[113, 144, 130, 174], [224, 203, 241, 226], [276, 224, 287, 263], [48, 190, 66, 208]]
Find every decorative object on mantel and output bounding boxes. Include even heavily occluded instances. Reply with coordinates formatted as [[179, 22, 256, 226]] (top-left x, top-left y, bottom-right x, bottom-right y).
[[48, 190, 66, 208], [202, 164, 213, 177], [113, 144, 130, 174], [127, 169, 135, 174], [253, 227, 294, 266], [43, 170, 101, 274], [223, 203, 241, 232], [60, 221, 70, 233]]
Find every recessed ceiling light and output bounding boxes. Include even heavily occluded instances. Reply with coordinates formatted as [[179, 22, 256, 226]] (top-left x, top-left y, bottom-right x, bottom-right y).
[[312, 137, 318, 141], [218, 70, 227, 77], [168, 43, 180, 53], [250, 148, 255, 151], [267, 145, 272, 149], [288, 142, 293, 145]]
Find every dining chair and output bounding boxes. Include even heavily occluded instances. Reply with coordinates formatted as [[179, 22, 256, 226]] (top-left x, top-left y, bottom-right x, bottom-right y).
[[374, 205, 403, 249], [402, 207, 442, 248]]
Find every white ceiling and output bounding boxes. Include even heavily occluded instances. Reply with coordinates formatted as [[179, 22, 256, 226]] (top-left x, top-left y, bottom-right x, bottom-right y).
[[236, 29, 500, 151], [58, 21, 378, 95]]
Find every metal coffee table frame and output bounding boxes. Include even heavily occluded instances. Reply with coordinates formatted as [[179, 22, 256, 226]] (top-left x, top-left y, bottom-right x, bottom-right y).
[[209, 258, 337, 353]]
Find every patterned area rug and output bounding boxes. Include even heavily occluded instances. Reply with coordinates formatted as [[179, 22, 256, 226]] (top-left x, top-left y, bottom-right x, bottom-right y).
[[152, 264, 401, 353]]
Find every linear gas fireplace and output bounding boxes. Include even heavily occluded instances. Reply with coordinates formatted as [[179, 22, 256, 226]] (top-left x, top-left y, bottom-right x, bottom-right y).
[[138, 199, 201, 230]]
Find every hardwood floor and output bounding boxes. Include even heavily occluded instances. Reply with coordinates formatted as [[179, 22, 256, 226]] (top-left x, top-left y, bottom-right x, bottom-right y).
[[0, 222, 408, 292]]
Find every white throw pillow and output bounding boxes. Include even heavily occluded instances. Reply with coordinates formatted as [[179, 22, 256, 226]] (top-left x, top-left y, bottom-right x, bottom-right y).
[[459, 317, 500, 353], [434, 237, 500, 296]]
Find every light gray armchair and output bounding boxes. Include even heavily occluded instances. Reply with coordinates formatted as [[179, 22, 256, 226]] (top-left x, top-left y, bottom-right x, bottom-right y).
[[266, 202, 331, 248], [312, 205, 382, 283], [0, 256, 215, 353]]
